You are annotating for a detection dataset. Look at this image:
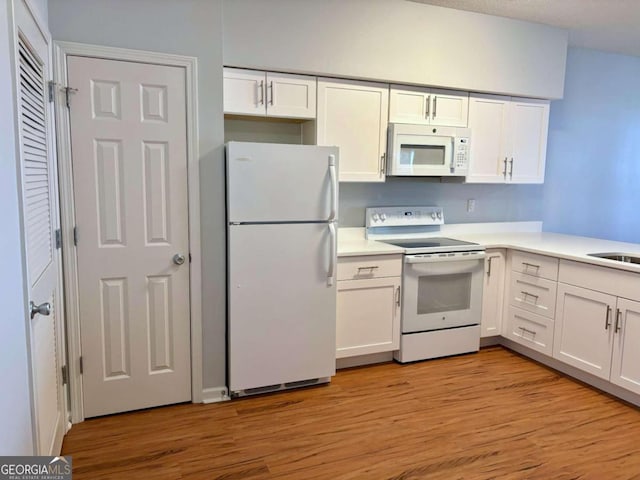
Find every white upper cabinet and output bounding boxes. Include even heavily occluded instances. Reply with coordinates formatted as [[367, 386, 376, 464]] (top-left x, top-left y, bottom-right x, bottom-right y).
[[466, 94, 549, 184], [317, 78, 389, 182], [223, 68, 316, 119], [389, 85, 469, 127]]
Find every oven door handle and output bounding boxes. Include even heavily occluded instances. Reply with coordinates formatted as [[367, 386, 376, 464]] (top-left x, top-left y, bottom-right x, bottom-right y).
[[405, 253, 486, 264]]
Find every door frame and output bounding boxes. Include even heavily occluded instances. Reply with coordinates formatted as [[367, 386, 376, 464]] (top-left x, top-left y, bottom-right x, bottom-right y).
[[53, 42, 203, 423]]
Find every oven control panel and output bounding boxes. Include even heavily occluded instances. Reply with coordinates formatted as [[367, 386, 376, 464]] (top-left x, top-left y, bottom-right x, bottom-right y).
[[365, 206, 444, 227]]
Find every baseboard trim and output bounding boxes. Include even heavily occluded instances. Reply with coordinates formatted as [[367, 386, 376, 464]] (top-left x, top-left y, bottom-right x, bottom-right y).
[[336, 352, 394, 369], [201, 386, 230, 404]]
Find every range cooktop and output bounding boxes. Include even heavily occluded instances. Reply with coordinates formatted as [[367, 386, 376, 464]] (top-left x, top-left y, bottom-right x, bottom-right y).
[[380, 237, 483, 254]]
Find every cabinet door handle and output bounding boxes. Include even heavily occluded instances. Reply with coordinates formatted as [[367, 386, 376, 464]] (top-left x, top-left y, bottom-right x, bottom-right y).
[[487, 256, 493, 277], [257, 80, 264, 105], [380, 152, 386, 175], [268, 80, 274, 105], [432, 96, 437, 119], [395, 286, 401, 307], [425, 95, 430, 118], [509, 157, 514, 179], [605, 305, 612, 330], [615, 308, 622, 333], [503, 157, 508, 179]]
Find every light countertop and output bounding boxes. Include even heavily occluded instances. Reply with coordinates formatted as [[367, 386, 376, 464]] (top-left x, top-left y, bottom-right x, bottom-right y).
[[338, 227, 640, 274]]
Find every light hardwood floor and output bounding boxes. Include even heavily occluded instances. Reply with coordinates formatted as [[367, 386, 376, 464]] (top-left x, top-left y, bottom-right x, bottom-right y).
[[62, 347, 640, 479]]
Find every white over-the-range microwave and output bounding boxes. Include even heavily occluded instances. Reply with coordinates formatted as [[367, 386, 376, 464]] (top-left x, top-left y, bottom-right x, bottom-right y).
[[387, 123, 471, 177]]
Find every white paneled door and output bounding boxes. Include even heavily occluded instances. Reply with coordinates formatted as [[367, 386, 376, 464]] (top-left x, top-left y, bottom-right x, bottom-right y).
[[15, 2, 66, 455], [67, 56, 191, 417]]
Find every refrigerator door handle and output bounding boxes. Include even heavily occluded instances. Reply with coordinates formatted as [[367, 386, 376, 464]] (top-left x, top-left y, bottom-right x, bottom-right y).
[[328, 154, 337, 221], [328, 222, 337, 286]]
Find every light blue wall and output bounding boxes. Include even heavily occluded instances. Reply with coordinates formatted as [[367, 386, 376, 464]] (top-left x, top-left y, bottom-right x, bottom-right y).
[[340, 179, 543, 227], [543, 48, 640, 243]]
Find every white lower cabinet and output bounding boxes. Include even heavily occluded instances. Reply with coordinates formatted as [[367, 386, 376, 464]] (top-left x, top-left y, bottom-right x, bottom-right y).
[[504, 250, 558, 352], [480, 249, 506, 337], [336, 255, 401, 359], [553, 284, 615, 379], [611, 298, 640, 395], [554, 282, 640, 392]]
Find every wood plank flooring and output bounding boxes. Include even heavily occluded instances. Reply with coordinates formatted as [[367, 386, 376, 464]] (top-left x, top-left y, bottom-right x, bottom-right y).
[[62, 347, 640, 479]]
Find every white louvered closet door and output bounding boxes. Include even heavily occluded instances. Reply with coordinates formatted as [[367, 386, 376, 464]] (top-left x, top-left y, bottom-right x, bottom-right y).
[[15, 0, 65, 456]]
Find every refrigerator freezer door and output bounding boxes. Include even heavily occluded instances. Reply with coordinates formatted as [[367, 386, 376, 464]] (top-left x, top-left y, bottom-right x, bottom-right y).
[[228, 223, 337, 392], [226, 142, 339, 223]]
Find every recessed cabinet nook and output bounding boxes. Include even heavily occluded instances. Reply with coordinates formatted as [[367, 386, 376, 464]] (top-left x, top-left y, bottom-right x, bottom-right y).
[[223, 67, 552, 184]]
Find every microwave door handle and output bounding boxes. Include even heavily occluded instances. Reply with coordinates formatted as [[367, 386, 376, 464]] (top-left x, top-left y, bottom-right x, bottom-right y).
[[450, 139, 455, 173]]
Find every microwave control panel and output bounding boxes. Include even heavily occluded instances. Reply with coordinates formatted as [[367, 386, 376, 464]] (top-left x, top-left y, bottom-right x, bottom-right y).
[[453, 137, 470, 171]]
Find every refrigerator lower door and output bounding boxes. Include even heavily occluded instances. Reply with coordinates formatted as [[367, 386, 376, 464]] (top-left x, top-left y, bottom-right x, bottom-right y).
[[228, 223, 337, 393], [226, 142, 339, 223]]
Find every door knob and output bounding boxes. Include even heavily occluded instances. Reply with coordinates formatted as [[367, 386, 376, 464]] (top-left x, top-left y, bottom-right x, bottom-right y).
[[30, 301, 51, 319], [173, 253, 186, 265]]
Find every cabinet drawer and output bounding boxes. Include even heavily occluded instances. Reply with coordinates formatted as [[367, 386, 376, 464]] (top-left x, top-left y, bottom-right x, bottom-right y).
[[337, 255, 402, 281], [559, 259, 640, 301], [505, 305, 553, 356], [509, 272, 557, 319], [511, 251, 559, 281]]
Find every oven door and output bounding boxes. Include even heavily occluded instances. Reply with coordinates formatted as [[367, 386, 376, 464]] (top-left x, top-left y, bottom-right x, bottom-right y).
[[402, 253, 485, 333]]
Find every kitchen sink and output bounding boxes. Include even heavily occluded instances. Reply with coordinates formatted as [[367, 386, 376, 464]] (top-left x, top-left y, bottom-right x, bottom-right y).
[[587, 252, 640, 264]]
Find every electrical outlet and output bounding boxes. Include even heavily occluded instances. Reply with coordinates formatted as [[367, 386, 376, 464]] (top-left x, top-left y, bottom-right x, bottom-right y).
[[467, 199, 476, 213]]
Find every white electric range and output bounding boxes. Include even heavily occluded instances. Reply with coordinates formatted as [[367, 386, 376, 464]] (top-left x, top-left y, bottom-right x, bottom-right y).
[[366, 206, 485, 363]]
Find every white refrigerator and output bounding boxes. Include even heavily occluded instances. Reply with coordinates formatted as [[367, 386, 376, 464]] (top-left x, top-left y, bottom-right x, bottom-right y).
[[226, 142, 339, 396]]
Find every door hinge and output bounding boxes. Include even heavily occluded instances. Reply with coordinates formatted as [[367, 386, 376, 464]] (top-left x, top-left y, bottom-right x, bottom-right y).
[[79, 356, 83, 375], [64, 86, 79, 108], [55, 228, 62, 249], [47, 81, 55, 103], [61, 365, 68, 385], [73, 226, 78, 246]]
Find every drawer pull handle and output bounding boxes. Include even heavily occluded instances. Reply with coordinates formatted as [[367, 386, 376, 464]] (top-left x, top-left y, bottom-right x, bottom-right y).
[[615, 308, 622, 333], [521, 291, 539, 303], [522, 262, 540, 271], [605, 305, 612, 330], [519, 326, 536, 336], [357, 266, 379, 274]]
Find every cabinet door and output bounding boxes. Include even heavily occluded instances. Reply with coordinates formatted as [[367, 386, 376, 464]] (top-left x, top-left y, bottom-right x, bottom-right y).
[[610, 298, 640, 394], [465, 93, 510, 183], [481, 249, 506, 337], [336, 277, 400, 358], [509, 98, 549, 184], [553, 284, 615, 379], [389, 85, 430, 125], [266, 72, 316, 119], [317, 78, 389, 182], [430, 88, 469, 127], [223, 68, 266, 116]]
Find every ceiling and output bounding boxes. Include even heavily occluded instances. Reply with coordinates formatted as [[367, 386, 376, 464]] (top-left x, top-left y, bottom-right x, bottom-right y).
[[411, 0, 640, 57]]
